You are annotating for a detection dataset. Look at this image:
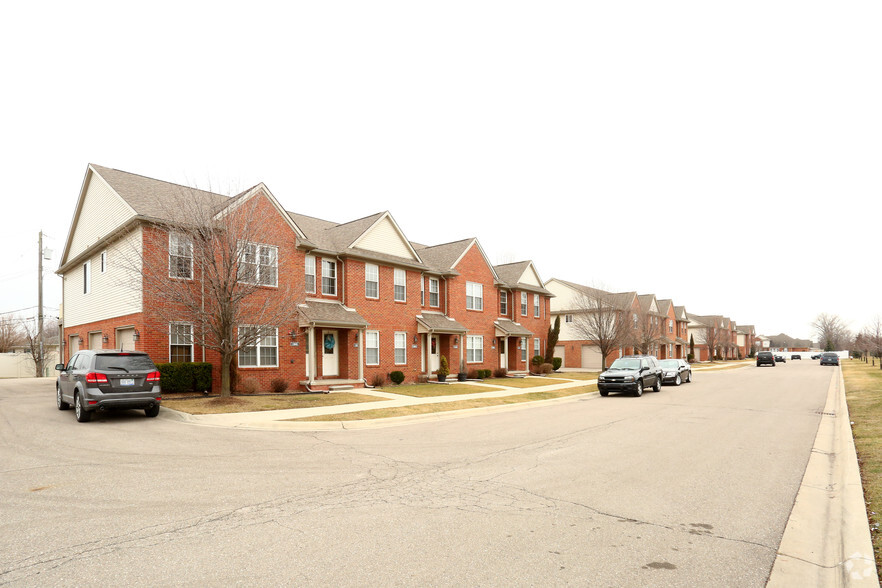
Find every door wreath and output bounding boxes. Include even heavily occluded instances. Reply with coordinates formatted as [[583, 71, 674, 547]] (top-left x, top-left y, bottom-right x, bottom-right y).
[[323, 333, 336, 352]]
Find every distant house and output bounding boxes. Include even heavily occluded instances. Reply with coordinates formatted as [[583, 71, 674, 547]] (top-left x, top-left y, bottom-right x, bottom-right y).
[[766, 333, 814, 352]]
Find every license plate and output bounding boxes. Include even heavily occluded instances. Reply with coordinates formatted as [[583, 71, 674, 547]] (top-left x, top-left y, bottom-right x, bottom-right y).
[[120, 379, 135, 386]]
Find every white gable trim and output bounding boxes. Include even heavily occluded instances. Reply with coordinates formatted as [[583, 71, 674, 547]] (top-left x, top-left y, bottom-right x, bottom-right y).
[[451, 239, 500, 282], [216, 183, 307, 239], [348, 211, 423, 263], [649, 299, 659, 313], [517, 261, 544, 287]]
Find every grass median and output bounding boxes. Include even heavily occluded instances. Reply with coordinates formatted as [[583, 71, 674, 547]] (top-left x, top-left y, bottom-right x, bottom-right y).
[[842, 359, 882, 567], [377, 383, 503, 397], [290, 384, 598, 421]]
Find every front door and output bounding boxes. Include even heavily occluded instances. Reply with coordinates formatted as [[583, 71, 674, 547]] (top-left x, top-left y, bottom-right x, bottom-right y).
[[429, 335, 440, 372], [322, 330, 339, 377]]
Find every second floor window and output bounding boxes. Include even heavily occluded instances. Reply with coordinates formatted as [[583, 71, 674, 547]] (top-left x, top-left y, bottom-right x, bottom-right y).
[[565, 314, 573, 323], [305, 255, 316, 294], [521, 292, 528, 316], [240, 242, 278, 286], [169, 233, 193, 279], [365, 264, 379, 298], [466, 282, 483, 311], [534, 294, 540, 317], [500, 291, 508, 315], [394, 268, 406, 302], [429, 278, 439, 307], [421, 276, 425, 305], [322, 259, 336, 295]]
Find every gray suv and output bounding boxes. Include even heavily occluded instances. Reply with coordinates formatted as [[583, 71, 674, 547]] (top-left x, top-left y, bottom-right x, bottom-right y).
[[597, 355, 663, 397], [55, 350, 162, 422]]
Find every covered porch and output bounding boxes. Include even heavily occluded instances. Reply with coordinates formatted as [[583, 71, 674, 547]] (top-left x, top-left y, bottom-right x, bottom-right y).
[[416, 312, 467, 378], [298, 300, 369, 391], [495, 319, 533, 375]]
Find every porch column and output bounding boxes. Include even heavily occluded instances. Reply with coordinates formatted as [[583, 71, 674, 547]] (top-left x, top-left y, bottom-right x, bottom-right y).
[[460, 335, 465, 374], [308, 326, 316, 386], [503, 337, 509, 370], [357, 328, 364, 382]]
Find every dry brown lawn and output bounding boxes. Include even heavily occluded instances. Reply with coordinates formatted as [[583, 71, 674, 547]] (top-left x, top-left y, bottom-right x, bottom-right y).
[[555, 372, 600, 381], [376, 383, 503, 397], [162, 392, 381, 415], [292, 384, 598, 421], [842, 359, 882, 567], [482, 377, 571, 388]]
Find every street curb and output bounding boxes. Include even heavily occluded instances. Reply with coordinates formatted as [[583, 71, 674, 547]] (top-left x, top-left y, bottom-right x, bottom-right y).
[[767, 368, 879, 586]]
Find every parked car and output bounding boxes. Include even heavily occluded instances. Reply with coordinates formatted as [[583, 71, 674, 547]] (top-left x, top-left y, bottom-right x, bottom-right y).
[[55, 350, 162, 422], [659, 359, 692, 385], [597, 355, 662, 397], [756, 351, 776, 367], [811, 354, 821, 360], [790, 354, 801, 360], [820, 352, 840, 366], [774, 354, 787, 363]]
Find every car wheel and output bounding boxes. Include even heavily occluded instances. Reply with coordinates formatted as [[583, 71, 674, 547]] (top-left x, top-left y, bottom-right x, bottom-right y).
[[74, 392, 92, 423], [652, 377, 661, 392], [674, 374, 681, 386], [634, 380, 643, 397], [685, 371, 692, 383], [145, 404, 160, 418], [57, 386, 70, 410], [599, 389, 609, 397]]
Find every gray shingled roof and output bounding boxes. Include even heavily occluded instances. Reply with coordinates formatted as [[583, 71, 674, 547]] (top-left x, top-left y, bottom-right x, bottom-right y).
[[298, 300, 369, 328], [551, 278, 636, 311], [414, 238, 473, 273], [657, 299, 673, 316], [92, 164, 232, 220], [415, 312, 468, 334], [494, 319, 534, 337], [494, 261, 552, 295]]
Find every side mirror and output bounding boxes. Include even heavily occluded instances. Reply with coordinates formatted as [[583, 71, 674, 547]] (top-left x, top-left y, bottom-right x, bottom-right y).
[[55, 364, 65, 371]]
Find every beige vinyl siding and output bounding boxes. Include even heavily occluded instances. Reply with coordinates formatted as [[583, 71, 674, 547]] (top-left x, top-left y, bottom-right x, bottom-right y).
[[351, 216, 417, 260], [68, 171, 136, 262], [63, 228, 143, 327], [546, 280, 578, 312], [519, 266, 542, 287], [557, 313, 581, 340]]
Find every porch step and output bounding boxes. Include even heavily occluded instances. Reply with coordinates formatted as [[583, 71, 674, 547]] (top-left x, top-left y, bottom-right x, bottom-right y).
[[329, 385, 354, 391]]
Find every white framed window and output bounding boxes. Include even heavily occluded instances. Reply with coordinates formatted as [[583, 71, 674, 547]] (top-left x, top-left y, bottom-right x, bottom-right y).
[[394, 332, 407, 364], [534, 294, 540, 317], [100, 251, 107, 273], [365, 263, 379, 299], [521, 292, 528, 316], [669, 320, 673, 334], [467, 335, 483, 363], [169, 323, 193, 363], [169, 233, 193, 279], [565, 314, 573, 323], [534, 337, 540, 357], [366, 331, 379, 365], [500, 291, 507, 315], [521, 337, 527, 362], [394, 268, 406, 302], [83, 261, 91, 294], [429, 278, 439, 307], [466, 282, 483, 311], [633, 313, 638, 329], [305, 255, 316, 294], [421, 276, 425, 305], [240, 241, 278, 286], [322, 259, 336, 295], [238, 326, 278, 367]]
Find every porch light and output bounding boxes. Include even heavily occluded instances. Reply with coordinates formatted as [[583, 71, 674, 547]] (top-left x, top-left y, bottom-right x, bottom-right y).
[[454, 337, 458, 345], [78, 336, 84, 345], [413, 335, 418, 344], [133, 330, 140, 341], [102, 333, 109, 343], [288, 329, 297, 339]]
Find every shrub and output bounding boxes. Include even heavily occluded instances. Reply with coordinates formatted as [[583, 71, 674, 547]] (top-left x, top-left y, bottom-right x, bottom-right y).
[[714, 354, 723, 361], [241, 378, 261, 395], [687, 353, 695, 363], [371, 373, 385, 387], [493, 368, 507, 378], [531, 355, 544, 366], [157, 362, 213, 393], [552, 357, 562, 371], [438, 355, 450, 377], [482, 369, 492, 378], [270, 378, 288, 394], [467, 369, 480, 379], [540, 363, 554, 374], [389, 371, 405, 385]]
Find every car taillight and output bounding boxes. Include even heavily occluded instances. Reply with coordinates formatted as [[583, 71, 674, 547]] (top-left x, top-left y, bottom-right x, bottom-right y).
[[85, 373, 109, 385], [146, 371, 161, 383]]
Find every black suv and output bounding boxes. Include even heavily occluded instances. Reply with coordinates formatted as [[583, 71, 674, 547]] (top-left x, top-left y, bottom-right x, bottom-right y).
[[756, 351, 776, 367], [597, 355, 663, 397], [56, 350, 162, 422]]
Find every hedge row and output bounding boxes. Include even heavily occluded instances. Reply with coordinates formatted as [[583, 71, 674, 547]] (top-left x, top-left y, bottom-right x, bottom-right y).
[[156, 362, 213, 393]]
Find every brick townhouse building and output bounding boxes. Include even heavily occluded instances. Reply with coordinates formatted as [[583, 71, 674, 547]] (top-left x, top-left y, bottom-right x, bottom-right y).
[[56, 164, 552, 391]]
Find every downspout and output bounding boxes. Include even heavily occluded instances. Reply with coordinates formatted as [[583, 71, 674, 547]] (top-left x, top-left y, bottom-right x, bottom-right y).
[[336, 256, 345, 305]]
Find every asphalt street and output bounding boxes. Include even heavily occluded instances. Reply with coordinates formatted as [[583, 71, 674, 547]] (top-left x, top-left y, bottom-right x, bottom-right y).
[[0, 362, 833, 587]]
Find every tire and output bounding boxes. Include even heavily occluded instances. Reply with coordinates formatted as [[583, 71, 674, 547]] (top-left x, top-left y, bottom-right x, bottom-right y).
[[652, 377, 661, 392], [674, 374, 682, 386], [685, 371, 692, 383], [599, 389, 609, 397], [57, 386, 70, 410], [145, 404, 160, 418], [634, 380, 643, 397], [74, 392, 92, 423]]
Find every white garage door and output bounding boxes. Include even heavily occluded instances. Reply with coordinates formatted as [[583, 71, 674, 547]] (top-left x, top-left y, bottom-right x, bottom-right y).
[[554, 345, 565, 365], [116, 327, 135, 351], [580, 344, 603, 370]]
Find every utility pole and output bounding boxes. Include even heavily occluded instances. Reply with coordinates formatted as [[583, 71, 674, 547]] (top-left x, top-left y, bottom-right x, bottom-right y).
[[38, 231, 44, 376]]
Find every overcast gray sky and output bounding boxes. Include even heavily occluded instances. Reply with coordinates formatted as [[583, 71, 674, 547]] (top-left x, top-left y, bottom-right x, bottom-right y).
[[2, 1, 879, 342]]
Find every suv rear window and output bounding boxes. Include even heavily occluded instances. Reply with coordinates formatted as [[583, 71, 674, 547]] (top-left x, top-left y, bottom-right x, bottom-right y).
[[94, 354, 157, 371]]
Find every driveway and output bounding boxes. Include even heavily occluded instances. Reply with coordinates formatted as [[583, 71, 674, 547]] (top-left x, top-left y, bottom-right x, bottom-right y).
[[0, 365, 831, 586]]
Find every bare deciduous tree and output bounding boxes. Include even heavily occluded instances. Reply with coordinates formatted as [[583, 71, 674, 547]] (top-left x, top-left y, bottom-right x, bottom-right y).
[[697, 320, 721, 362], [634, 309, 664, 355], [0, 316, 23, 353], [812, 313, 850, 351], [122, 189, 303, 397], [19, 317, 59, 377], [863, 316, 882, 369], [569, 287, 630, 370]]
